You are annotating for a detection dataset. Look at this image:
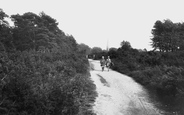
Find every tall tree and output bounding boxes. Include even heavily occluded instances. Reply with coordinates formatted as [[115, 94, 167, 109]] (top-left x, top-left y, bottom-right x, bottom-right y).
[[11, 12, 61, 51], [151, 19, 182, 52], [108, 47, 117, 59], [0, 9, 13, 52], [120, 40, 132, 51], [91, 47, 102, 55], [78, 43, 91, 55]]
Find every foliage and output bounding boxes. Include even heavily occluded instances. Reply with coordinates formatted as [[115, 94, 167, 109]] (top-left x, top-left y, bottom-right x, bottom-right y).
[[78, 43, 91, 56], [129, 66, 184, 114], [120, 40, 132, 51], [110, 45, 184, 114], [151, 19, 184, 52], [10, 12, 64, 51], [108, 19, 184, 114], [89, 47, 108, 60], [107, 47, 117, 59], [0, 9, 14, 52], [0, 9, 97, 115]]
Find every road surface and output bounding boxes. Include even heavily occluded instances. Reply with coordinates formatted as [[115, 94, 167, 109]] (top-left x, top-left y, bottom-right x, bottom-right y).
[[89, 59, 163, 115]]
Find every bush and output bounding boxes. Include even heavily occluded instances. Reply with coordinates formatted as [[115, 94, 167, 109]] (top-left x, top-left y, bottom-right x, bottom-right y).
[[0, 50, 96, 115], [129, 66, 184, 114], [0, 10, 97, 115], [129, 66, 184, 95]]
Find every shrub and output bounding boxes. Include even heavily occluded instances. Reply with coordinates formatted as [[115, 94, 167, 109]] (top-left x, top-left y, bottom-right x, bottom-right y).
[[0, 50, 96, 115], [0, 10, 97, 115], [129, 66, 184, 114]]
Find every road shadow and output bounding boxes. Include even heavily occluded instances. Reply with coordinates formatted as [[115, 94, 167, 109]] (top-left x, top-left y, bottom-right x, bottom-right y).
[[96, 74, 110, 87]]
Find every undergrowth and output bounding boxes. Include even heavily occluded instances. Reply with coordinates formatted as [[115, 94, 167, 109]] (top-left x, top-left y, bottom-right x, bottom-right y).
[[0, 50, 97, 115]]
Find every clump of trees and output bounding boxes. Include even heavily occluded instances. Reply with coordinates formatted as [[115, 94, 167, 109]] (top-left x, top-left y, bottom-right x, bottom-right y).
[[0, 9, 97, 115], [151, 19, 184, 52]]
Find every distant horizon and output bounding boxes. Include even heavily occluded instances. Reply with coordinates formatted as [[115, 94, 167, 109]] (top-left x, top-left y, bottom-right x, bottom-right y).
[[2, 0, 184, 51], [78, 41, 153, 51], [5, 15, 154, 51]]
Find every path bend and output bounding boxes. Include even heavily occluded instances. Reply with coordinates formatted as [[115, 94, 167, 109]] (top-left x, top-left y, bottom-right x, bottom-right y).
[[89, 59, 163, 115]]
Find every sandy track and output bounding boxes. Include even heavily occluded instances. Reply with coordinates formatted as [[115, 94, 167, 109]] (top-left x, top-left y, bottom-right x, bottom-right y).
[[89, 59, 163, 115]]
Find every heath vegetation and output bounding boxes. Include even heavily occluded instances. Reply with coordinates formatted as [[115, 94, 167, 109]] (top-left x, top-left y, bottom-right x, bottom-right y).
[[0, 9, 97, 115]]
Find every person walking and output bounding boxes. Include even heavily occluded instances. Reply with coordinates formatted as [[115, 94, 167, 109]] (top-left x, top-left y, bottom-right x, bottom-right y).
[[100, 56, 106, 72], [106, 56, 111, 71]]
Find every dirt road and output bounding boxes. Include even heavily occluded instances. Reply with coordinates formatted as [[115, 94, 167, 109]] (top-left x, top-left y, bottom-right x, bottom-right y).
[[89, 59, 163, 115]]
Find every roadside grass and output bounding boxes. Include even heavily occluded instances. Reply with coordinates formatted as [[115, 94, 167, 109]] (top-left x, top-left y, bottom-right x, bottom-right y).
[[74, 73, 98, 115]]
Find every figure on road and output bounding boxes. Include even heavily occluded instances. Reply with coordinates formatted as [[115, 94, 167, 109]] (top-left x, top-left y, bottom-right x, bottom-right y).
[[106, 56, 111, 71], [100, 56, 106, 72]]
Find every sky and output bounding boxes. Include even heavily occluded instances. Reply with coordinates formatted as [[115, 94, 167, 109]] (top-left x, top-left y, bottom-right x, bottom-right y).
[[2, 0, 184, 50]]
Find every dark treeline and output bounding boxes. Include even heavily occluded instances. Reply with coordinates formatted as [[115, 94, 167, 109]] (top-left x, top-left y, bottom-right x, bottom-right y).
[[89, 19, 184, 114], [0, 9, 97, 115]]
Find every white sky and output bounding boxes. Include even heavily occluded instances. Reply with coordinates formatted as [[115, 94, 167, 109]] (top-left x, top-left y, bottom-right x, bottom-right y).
[[2, 0, 184, 50]]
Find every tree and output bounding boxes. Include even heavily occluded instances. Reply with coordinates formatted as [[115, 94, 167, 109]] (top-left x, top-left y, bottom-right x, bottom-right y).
[[0, 9, 96, 115], [11, 12, 61, 51], [151, 19, 182, 52], [120, 40, 132, 51], [78, 43, 91, 55], [39, 12, 59, 34], [0, 9, 14, 52], [90, 47, 103, 59], [108, 47, 117, 59], [91, 47, 102, 55], [0, 8, 9, 26]]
